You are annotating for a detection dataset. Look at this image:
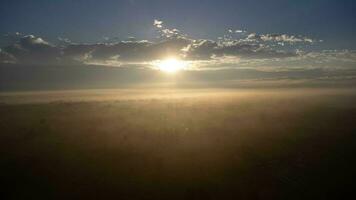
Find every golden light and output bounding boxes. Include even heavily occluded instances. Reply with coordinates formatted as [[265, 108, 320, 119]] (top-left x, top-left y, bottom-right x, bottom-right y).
[[155, 58, 187, 73]]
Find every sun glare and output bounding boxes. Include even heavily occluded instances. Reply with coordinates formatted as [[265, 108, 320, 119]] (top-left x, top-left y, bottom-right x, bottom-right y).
[[156, 58, 187, 73]]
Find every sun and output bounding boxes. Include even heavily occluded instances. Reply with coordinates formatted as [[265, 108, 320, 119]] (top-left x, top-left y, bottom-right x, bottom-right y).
[[155, 58, 187, 73]]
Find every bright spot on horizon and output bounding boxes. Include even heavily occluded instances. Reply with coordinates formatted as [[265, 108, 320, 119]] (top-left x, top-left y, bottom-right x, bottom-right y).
[[155, 58, 187, 73]]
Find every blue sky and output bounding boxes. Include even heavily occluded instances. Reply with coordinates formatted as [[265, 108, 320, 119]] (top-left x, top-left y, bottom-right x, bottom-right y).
[[1, 0, 356, 49]]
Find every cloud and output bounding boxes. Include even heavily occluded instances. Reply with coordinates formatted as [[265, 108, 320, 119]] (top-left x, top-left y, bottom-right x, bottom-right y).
[[235, 30, 245, 33], [1, 19, 353, 74], [244, 33, 314, 44], [2, 35, 61, 64], [57, 37, 72, 46], [153, 19, 163, 28], [260, 34, 314, 43], [62, 37, 191, 65], [0, 48, 16, 63], [153, 19, 188, 40], [1, 32, 23, 46], [183, 39, 295, 60], [20, 35, 50, 46]]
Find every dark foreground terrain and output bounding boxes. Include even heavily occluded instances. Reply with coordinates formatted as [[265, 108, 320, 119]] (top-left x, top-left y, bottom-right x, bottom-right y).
[[1, 89, 356, 199]]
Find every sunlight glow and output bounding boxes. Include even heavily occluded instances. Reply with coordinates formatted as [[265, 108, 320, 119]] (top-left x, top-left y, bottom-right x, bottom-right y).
[[155, 58, 187, 73]]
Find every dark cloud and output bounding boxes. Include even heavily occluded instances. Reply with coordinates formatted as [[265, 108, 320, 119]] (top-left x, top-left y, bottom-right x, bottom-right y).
[[0, 48, 16, 63], [1, 32, 23, 47], [0, 20, 346, 70], [2, 35, 61, 65], [183, 39, 296, 60], [61, 38, 190, 63]]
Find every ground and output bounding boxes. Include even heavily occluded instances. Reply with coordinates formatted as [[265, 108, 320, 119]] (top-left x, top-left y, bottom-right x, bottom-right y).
[[1, 88, 356, 199]]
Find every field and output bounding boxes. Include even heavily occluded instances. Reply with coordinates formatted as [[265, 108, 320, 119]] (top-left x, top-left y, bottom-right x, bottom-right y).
[[1, 88, 356, 199]]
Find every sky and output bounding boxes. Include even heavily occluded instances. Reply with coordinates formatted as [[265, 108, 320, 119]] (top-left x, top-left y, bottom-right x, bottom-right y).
[[1, 0, 356, 91], [1, 0, 356, 47]]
